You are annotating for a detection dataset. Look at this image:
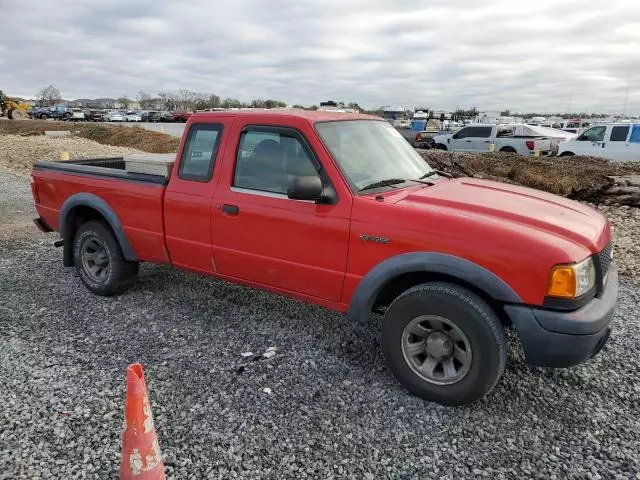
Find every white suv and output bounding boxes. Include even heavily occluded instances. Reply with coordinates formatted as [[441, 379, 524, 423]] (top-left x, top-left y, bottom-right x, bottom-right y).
[[558, 123, 640, 161]]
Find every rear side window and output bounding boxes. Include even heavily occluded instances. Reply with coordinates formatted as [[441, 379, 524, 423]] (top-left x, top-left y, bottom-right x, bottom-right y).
[[630, 125, 640, 143], [178, 124, 223, 182], [610, 126, 630, 142], [465, 126, 492, 138]]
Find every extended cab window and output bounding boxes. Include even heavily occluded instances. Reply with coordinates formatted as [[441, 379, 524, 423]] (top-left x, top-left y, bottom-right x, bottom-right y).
[[234, 128, 318, 195], [178, 124, 223, 182], [610, 126, 630, 142]]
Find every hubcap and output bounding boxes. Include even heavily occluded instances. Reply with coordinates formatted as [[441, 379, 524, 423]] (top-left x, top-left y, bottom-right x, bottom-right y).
[[80, 236, 110, 282], [401, 315, 472, 385]]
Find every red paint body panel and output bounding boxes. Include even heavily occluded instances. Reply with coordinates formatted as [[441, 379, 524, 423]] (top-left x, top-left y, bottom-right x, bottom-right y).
[[31, 110, 612, 312]]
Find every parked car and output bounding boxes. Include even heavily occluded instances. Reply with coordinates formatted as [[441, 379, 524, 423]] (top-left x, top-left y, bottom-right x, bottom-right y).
[[413, 130, 437, 149], [172, 111, 192, 123], [31, 110, 617, 406], [67, 108, 86, 121], [85, 110, 105, 122], [558, 123, 640, 161], [103, 110, 125, 122], [433, 124, 553, 155], [30, 105, 70, 120], [125, 111, 142, 122]]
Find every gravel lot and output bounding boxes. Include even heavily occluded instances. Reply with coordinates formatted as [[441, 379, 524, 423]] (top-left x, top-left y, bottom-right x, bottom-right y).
[[0, 134, 141, 177], [1, 170, 639, 479]]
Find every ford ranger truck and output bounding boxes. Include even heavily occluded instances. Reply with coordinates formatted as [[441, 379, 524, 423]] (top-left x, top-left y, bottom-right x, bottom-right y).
[[30, 110, 618, 406]]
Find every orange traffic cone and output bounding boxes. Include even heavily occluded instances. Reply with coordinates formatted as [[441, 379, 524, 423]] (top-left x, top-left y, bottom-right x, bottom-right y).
[[120, 363, 165, 479]]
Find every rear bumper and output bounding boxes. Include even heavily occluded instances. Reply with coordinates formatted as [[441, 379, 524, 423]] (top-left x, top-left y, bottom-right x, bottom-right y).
[[505, 264, 618, 368]]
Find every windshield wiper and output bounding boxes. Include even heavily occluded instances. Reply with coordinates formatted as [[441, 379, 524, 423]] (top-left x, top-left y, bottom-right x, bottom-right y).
[[359, 178, 407, 191], [420, 170, 453, 179]]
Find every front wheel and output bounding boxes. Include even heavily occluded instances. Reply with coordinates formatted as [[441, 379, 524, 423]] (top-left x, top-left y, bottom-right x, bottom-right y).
[[435, 143, 448, 151], [73, 220, 139, 296], [382, 283, 507, 405]]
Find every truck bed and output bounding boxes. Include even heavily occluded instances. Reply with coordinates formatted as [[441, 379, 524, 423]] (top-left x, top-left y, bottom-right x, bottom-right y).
[[32, 157, 169, 264], [33, 157, 169, 185]]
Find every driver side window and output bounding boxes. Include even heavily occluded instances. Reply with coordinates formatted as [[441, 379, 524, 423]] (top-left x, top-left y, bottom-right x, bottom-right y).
[[580, 126, 606, 142], [452, 128, 467, 139], [234, 128, 318, 195]]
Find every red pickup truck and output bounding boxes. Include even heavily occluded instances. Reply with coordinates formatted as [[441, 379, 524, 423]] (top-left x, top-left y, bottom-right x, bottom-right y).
[[31, 110, 618, 405]]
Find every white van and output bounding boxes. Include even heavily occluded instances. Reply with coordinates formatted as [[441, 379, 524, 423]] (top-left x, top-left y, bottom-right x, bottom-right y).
[[557, 123, 640, 161]]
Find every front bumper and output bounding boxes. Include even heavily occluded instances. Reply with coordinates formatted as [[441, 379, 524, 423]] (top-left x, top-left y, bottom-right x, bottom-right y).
[[505, 264, 618, 368]]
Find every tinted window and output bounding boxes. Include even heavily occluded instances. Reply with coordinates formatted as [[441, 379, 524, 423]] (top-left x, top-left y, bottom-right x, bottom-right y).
[[178, 124, 223, 181], [234, 128, 317, 195], [630, 125, 640, 143], [452, 128, 467, 139], [610, 126, 630, 142], [465, 126, 492, 138]]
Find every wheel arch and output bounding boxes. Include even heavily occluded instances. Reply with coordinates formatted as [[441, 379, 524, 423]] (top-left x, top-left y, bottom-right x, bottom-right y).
[[59, 193, 137, 266], [347, 252, 521, 324]]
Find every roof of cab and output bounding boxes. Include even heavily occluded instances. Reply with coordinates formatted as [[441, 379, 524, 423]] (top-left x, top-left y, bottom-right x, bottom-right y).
[[190, 108, 381, 123]]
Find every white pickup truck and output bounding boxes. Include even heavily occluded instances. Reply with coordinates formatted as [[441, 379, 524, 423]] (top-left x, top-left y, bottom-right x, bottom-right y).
[[433, 124, 554, 155], [557, 123, 640, 162]]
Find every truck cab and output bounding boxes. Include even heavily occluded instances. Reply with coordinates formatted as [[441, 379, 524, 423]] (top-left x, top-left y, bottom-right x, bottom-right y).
[[31, 110, 618, 406], [558, 123, 640, 161]]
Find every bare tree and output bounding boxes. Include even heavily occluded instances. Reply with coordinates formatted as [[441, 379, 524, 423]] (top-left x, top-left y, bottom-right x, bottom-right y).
[[136, 91, 153, 110], [37, 85, 61, 106], [117, 96, 131, 109]]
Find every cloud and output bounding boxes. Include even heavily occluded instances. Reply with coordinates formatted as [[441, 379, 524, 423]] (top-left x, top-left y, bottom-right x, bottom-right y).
[[1, 0, 638, 113]]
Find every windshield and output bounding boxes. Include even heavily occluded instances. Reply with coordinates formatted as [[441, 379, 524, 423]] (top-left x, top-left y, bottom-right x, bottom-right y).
[[316, 120, 433, 192]]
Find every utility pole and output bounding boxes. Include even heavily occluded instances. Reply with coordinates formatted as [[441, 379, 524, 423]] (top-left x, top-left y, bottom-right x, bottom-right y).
[[622, 81, 630, 118]]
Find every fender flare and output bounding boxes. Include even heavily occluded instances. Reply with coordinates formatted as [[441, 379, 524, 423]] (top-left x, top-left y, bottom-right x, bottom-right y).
[[59, 193, 138, 265], [347, 252, 521, 322]]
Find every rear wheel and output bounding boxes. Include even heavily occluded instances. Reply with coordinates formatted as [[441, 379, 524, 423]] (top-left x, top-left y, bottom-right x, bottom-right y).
[[40, 114, 48, 120], [559, 151, 574, 157], [436, 143, 448, 151], [382, 283, 507, 405], [500, 146, 516, 153], [73, 220, 139, 296]]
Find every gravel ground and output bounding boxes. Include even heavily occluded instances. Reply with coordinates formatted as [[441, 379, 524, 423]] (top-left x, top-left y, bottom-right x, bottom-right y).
[[0, 134, 141, 177], [1, 171, 639, 479]]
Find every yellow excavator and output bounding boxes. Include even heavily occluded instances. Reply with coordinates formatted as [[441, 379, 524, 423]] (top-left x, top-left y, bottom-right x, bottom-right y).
[[0, 91, 29, 120]]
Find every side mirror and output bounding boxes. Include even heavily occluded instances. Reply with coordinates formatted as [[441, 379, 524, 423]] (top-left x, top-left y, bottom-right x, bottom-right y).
[[287, 175, 323, 201]]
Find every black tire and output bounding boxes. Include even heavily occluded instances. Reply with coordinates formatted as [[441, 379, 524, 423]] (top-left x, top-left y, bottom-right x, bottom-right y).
[[40, 114, 48, 120], [500, 147, 516, 153], [382, 282, 507, 406], [559, 151, 574, 157], [72, 220, 139, 296], [436, 143, 448, 151]]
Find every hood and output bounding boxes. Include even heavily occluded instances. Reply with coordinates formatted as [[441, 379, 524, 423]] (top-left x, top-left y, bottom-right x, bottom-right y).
[[392, 178, 609, 252]]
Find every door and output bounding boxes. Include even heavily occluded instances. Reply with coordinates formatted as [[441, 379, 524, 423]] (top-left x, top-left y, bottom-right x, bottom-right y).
[[571, 125, 608, 156], [212, 124, 351, 302], [164, 121, 228, 273], [449, 127, 472, 151], [469, 126, 494, 151], [607, 124, 633, 161]]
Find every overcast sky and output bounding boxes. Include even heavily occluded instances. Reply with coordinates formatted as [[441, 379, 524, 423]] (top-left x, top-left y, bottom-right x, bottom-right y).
[[1, 0, 638, 113]]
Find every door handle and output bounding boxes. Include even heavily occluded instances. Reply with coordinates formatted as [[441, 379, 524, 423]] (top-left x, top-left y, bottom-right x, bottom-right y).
[[602, 142, 605, 148], [465, 140, 472, 142], [221, 204, 239, 215]]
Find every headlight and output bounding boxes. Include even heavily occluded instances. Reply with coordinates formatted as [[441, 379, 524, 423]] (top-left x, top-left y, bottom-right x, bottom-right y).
[[547, 257, 596, 299]]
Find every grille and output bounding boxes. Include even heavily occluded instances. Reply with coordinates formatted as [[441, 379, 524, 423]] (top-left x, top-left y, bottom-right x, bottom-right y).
[[598, 242, 613, 276]]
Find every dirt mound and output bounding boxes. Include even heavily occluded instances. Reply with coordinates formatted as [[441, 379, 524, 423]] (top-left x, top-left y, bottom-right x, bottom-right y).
[[0, 120, 179, 153], [421, 150, 640, 205]]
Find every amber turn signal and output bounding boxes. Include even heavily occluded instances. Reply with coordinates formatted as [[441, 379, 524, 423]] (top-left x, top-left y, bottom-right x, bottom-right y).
[[547, 265, 577, 299]]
